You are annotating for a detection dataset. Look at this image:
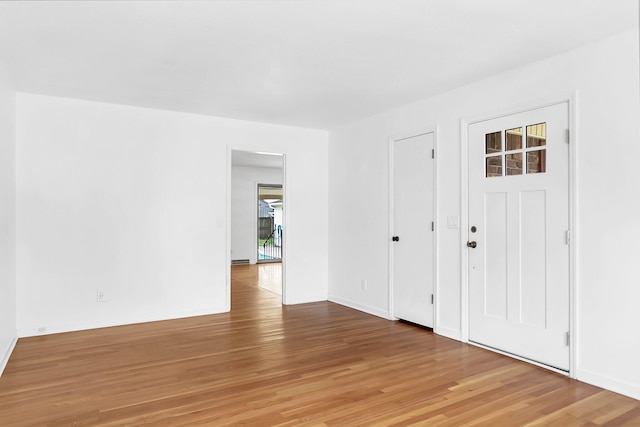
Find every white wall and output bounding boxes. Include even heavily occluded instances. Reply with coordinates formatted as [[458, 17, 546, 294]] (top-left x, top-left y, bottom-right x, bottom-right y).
[[328, 28, 640, 399], [0, 61, 16, 375], [16, 93, 328, 336], [231, 165, 283, 264]]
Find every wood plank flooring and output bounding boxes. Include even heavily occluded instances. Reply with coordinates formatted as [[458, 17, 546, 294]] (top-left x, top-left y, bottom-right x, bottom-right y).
[[0, 264, 639, 426]]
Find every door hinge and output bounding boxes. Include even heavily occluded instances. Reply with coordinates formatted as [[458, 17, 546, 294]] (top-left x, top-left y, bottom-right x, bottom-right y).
[[565, 230, 570, 245], [565, 331, 570, 346], [431, 148, 435, 159], [431, 294, 434, 305], [431, 221, 434, 231], [566, 129, 570, 144]]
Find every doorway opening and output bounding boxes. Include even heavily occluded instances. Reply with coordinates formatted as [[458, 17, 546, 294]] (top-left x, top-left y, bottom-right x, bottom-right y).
[[230, 150, 285, 306], [257, 184, 283, 263]]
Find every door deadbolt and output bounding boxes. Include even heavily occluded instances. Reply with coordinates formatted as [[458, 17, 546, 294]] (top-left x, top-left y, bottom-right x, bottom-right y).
[[470, 226, 477, 233], [467, 241, 477, 248], [392, 236, 400, 242]]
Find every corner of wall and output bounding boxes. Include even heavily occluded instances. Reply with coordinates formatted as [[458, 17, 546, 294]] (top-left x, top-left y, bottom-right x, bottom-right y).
[[0, 337, 18, 377], [0, 59, 17, 377]]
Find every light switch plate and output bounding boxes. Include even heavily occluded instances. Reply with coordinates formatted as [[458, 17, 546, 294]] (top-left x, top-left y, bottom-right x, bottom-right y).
[[447, 215, 460, 229]]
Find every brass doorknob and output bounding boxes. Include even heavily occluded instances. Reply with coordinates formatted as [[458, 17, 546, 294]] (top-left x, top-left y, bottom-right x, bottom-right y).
[[467, 241, 477, 248]]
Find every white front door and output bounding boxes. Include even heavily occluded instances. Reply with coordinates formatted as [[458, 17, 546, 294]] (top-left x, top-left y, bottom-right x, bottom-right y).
[[392, 132, 435, 327], [468, 103, 570, 370]]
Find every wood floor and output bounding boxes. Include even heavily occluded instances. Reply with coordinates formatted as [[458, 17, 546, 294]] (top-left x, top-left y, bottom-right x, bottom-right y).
[[1, 265, 639, 426]]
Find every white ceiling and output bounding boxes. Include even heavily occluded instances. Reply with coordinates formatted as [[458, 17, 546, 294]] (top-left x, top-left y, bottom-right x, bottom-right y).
[[0, 1, 637, 130]]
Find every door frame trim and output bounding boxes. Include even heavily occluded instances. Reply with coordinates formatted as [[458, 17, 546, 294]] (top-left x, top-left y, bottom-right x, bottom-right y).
[[388, 125, 439, 329], [460, 94, 578, 377]]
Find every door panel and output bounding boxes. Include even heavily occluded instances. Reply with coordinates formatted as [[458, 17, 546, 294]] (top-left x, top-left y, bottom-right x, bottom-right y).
[[392, 132, 434, 327], [520, 190, 547, 327], [468, 103, 569, 370], [484, 191, 507, 320]]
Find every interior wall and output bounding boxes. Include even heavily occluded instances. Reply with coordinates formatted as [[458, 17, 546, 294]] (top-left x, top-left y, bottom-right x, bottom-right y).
[[16, 93, 328, 337], [231, 164, 283, 264], [0, 61, 16, 375], [328, 28, 640, 399]]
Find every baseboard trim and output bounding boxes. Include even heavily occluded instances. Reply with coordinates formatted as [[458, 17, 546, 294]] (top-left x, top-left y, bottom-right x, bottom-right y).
[[577, 367, 640, 401], [283, 294, 328, 306], [0, 336, 18, 377], [434, 325, 461, 342], [328, 295, 392, 320], [17, 307, 229, 338]]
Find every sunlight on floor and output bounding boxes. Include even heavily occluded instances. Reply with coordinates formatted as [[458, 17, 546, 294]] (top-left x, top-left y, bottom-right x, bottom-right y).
[[257, 263, 282, 296]]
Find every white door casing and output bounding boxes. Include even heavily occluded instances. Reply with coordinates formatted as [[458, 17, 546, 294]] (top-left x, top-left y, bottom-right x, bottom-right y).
[[391, 131, 435, 328], [468, 102, 570, 370]]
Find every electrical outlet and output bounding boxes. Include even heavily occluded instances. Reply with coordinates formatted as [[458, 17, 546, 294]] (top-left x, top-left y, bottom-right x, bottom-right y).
[[361, 279, 368, 291], [97, 290, 106, 302]]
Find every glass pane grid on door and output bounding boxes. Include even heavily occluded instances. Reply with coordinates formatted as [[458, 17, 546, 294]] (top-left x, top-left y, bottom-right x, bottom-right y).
[[484, 123, 547, 178]]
